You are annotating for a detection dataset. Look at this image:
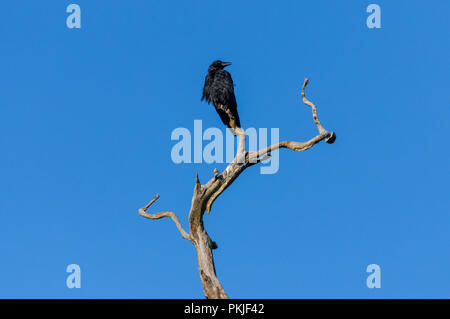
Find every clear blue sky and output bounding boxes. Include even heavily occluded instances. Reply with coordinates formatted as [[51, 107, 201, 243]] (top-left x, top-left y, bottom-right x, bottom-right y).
[[1, 1, 449, 298]]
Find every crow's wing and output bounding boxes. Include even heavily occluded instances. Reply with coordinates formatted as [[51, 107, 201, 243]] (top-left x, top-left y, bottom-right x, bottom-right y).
[[202, 72, 213, 102], [211, 70, 241, 128]]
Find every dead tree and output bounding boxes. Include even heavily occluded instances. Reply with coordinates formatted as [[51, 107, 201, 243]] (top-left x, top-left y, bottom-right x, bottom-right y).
[[139, 78, 336, 299]]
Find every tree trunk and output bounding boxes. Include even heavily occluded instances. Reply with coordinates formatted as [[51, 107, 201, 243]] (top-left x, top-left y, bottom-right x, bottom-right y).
[[192, 224, 228, 299]]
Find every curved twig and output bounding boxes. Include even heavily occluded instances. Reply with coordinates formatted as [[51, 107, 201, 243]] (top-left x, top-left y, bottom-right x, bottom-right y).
[[139, 194, 192, 241]]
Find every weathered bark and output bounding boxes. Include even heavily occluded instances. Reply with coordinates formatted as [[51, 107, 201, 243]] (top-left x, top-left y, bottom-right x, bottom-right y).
[[189, 176, 228, 298], [139, 78, 335, 299]]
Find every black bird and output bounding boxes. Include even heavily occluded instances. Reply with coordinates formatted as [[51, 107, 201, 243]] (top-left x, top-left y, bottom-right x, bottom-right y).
[[201, 60, 243, 136]]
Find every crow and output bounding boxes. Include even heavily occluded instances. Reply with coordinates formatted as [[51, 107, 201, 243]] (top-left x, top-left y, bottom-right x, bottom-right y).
[[201, 60, 243, 136]]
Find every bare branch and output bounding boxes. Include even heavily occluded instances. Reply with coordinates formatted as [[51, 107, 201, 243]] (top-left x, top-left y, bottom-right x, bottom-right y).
[[302, 78, 326, 134], [302, 78, 336, 144], [139, 194, 192, 241], [247, 131, 329, 163]]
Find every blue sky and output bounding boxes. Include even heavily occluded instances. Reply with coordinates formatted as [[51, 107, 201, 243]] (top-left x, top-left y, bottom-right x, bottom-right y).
[[1, 0, 449, 298]]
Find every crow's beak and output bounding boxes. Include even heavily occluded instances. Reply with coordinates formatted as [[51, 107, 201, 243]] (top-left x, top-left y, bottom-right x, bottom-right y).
[[221, 62, 232, 67]]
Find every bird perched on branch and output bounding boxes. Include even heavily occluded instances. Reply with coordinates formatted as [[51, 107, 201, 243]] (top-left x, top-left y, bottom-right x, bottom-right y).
[[202, 60, 244, 136]]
